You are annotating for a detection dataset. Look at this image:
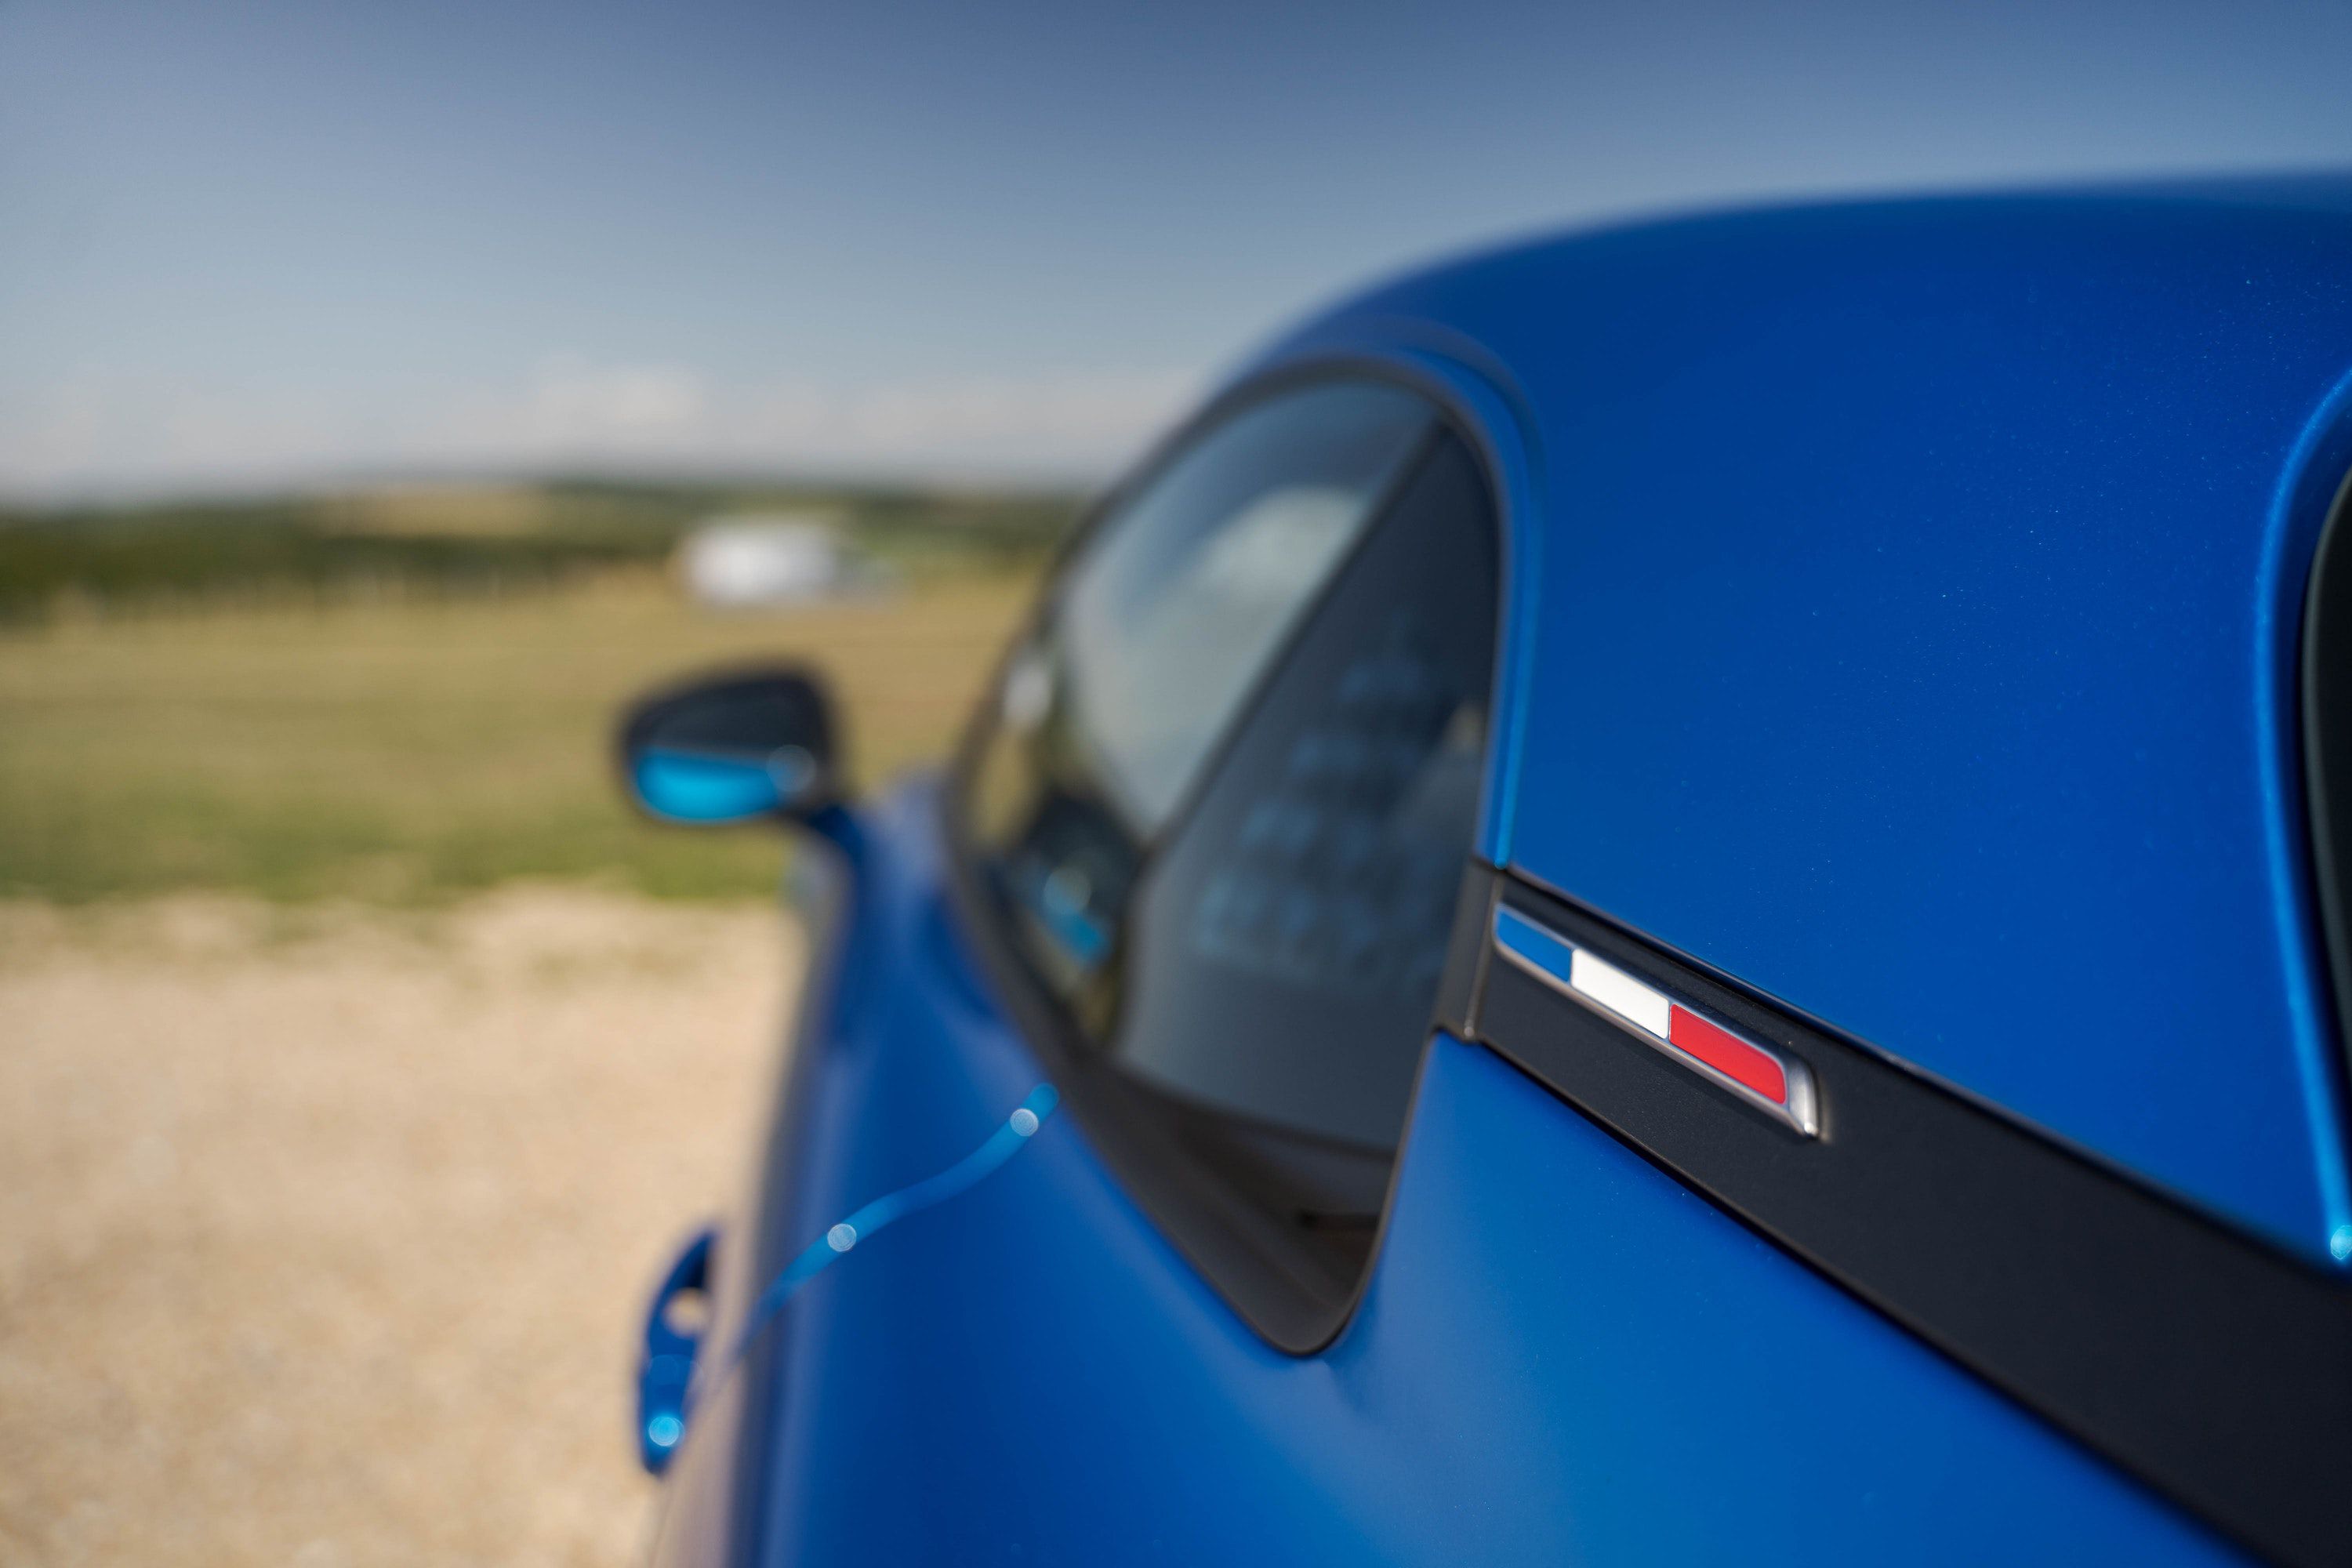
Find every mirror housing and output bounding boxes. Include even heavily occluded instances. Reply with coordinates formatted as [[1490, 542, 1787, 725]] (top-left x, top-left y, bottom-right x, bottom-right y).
[[615, 665, 841, 826]]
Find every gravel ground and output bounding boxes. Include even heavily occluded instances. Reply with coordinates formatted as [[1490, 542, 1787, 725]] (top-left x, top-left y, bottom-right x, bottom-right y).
[[0, 891, 795, 1567]]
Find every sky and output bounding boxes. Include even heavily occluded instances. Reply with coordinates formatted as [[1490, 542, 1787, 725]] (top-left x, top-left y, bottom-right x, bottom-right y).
[[4, 0, 2352, 499]]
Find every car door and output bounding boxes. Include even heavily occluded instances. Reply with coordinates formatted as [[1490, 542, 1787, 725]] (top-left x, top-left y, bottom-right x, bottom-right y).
[[656, 368, 2244, 1568]]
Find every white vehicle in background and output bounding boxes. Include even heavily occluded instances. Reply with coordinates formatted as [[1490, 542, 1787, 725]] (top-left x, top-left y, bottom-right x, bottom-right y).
[[675, 514, 891, 608]]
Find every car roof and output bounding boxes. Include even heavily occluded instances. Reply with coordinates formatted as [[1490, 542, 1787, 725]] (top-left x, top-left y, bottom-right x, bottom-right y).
[[1250, 180, 2352, 1261]]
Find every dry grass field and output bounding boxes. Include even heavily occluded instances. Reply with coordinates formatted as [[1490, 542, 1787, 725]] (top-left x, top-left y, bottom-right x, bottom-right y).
[[0, 572, 1036, 1565], [0, 569, 1034, 904]]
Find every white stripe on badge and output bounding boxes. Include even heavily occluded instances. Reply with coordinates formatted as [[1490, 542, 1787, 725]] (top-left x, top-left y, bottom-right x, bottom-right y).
[[1566, 946, 1673, 1040]]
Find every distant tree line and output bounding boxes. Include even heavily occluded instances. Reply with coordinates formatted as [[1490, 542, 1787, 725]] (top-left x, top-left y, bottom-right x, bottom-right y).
[[0, 478, 1085, 622]]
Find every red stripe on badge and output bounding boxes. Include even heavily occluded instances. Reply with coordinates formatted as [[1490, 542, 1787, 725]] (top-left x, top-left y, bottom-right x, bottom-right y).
[[1669, 1004, 1788, 1105]]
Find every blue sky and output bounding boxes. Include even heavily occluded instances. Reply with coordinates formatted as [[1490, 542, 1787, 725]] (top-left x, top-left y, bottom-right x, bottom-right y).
[[4, 0, 2351, 496]]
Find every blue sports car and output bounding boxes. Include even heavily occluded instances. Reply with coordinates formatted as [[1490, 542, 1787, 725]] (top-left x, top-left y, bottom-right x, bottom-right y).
[[616, 181, 2352, 1566]]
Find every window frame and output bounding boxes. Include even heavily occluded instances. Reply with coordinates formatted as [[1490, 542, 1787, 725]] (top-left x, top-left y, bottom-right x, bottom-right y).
[[2303, 460, 2352, 1111], [938, 361, 1510, 1352]]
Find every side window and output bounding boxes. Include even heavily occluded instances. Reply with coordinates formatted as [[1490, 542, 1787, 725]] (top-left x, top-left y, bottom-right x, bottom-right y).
[[1109, 434, 1495, 1152], [957, 377, 1500, 1336], [965, 381, 1435, 1020]]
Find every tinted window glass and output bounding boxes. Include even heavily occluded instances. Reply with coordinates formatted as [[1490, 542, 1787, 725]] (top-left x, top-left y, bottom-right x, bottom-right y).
[[1057, 382, 1431, 833], [956, 377, 1498, 1328], [965, 382, 1436, 1022], [1110, 434, 1497, 1149]]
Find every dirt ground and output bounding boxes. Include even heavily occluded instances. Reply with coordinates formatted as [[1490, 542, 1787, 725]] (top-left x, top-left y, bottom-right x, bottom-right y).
[[0, 890, 797, 1567]]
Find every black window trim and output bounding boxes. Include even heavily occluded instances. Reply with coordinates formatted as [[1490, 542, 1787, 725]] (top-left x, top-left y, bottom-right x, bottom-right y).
[[939, 358, 1513, 1353], [2301, 459, 2352, 1162], [1461, 856, 2352, 1568]]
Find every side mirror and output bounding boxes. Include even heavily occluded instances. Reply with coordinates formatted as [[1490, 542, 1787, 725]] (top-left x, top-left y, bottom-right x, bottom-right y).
[[615, 666, 842, 826]]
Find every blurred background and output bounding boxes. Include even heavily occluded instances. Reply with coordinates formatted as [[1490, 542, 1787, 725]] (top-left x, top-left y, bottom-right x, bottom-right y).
[[3, 2, 2349, 1563]]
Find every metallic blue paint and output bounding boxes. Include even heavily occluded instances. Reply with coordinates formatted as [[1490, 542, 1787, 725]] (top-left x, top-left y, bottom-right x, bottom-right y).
[[700, 1080, 1060, 1415], [637, 186, 2352, 1563], [652, 782, 2238, 1565], [1261, 184, 2352, 1259]]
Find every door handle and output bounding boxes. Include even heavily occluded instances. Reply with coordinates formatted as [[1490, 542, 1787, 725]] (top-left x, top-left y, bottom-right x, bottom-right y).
[[635, 1226, 714, 1475]]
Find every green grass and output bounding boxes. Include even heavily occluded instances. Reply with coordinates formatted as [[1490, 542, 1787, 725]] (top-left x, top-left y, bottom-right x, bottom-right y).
[[0, 570, 1035, 903]]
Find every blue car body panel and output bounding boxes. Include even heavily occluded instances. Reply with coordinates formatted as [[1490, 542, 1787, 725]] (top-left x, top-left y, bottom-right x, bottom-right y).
[[641, 184, 2352, 1566], [1263, 187, 2352, 1259], [666, 782, 2240, 1566]]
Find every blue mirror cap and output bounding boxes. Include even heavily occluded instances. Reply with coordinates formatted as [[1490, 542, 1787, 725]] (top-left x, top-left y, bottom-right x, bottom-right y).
[[630, 744, 822, 826]]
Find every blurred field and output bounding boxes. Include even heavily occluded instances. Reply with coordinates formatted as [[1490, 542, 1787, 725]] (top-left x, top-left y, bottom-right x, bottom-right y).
[[0, 480, 1072, 625], [0, 503, 1049, 1561], [0, 890, 792, 1567], [0, 569, 1035, 904], [0, 550, 1041, 1561]]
